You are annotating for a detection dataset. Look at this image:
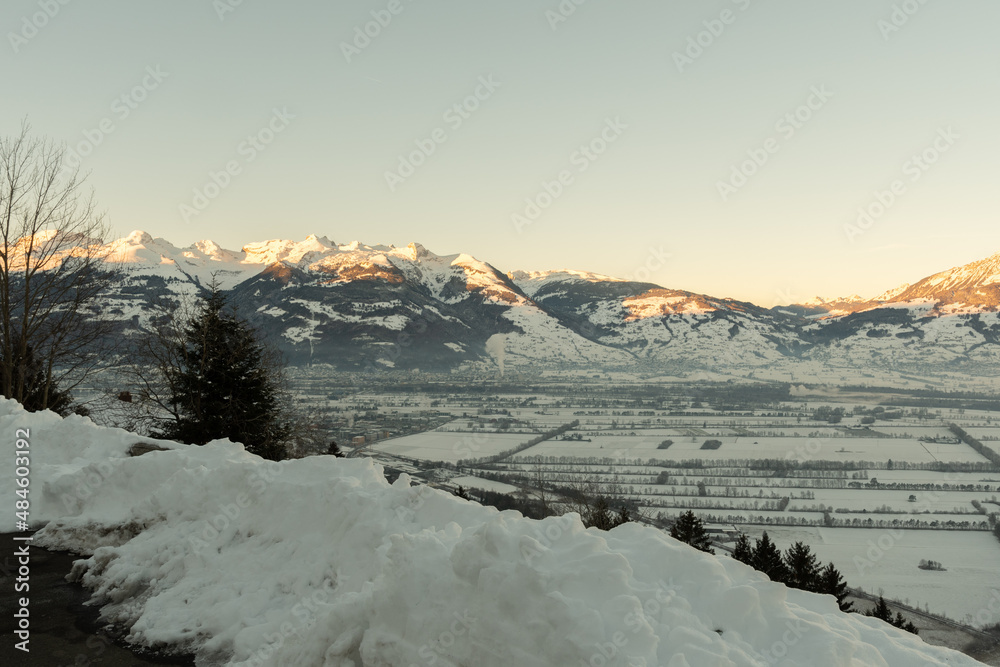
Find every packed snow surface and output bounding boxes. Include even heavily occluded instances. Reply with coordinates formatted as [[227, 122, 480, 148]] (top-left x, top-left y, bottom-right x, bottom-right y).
[[3, 399, 983, 666]]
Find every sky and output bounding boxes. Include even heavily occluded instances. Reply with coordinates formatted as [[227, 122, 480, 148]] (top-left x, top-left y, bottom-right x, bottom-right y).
[[3, 0, 999, 306]]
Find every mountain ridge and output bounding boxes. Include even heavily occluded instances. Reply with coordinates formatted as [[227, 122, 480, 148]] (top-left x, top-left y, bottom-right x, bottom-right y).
[[63, 230, 1000, 375]]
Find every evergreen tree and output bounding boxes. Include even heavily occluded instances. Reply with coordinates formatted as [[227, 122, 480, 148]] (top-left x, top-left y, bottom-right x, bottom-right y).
[[615, 505, 632, 527], [818, 562, 853, 613], [732, 533, 754, 565], [328, 441, 344, 457], [669, 510, 714, 554], [156, 289, 289, 460], [784, 542, 821, 592], [864, 596, 918, 634], [585, 497, 616, 531], [454, 485, 471, 501], [751, 532, 789, 583], [866, 596, 893, 623], [2, 339, 75, 416], [894, 612, 918, 635]]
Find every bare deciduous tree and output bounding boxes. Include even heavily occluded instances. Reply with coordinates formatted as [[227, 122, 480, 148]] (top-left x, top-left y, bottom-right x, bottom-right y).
[[0, 121, 119, 413]]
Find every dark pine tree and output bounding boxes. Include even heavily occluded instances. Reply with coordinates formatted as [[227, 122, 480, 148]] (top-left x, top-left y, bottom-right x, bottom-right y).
[[3, 340, 75, 416], [818, 562, 853, 612], [585, 497, 616, 531], [328, 441, 344, 457], [454, 485, 471, 501], [894, 612, 918, 635], [156, 289, 289, 460], [866, 595, 893, 623], [669, 510, 714, 554], [615, 505, 632, 527], [864, 596, 918, 635], [751, 532, 789, 584], [732, 533, 753, 565], [784, 542, 821, 592]]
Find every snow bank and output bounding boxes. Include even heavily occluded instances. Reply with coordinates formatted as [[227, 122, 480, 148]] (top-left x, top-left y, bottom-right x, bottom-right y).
[[1, 399, 983, 666]]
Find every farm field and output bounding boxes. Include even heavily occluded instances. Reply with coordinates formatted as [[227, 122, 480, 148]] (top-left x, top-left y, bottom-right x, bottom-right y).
[[337, 379, 1000, 627], [373, 430, 524, 462], [763, 527, 1000, 624], [513, 435, 991, 464]]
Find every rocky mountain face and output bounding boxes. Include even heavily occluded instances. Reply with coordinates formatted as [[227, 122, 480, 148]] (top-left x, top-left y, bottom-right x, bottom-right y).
[[87, 232, 1000, 375]]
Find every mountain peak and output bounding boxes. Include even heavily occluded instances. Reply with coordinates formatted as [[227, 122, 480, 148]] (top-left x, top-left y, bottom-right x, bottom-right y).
[[302, 234, 335, 249], [126, 230, 154, 245], [405, 242, 434, 260]]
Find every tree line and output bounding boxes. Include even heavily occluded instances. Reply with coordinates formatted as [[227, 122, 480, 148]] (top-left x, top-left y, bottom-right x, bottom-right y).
[[669, 511, 918, 634]]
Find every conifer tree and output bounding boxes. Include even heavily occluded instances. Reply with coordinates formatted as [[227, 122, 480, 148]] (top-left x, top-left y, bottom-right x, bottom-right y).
[[2, 339, 75, 415], [866, 595, 893, 623], [818, 562, 853, 612], [585, 497, 616, 531], [732, 533, 753, 565], [751, 532, 789, 583], [669, 510, 714, 554], [156, 289, 289, 460], [864, 596, 918, 634], [616, 505, 632, 527], [784, 542, 821, 592]]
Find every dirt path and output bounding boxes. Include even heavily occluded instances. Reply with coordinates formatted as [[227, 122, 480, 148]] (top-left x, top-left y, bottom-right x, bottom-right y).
[[0, 533, 194, 666]]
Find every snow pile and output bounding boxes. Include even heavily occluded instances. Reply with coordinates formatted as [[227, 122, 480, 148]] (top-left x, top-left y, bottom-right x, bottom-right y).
[[2, 399, 984, 666]]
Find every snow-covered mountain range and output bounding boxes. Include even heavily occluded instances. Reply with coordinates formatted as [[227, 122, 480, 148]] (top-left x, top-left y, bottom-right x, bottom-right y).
[[88, 231, 1000, 375]]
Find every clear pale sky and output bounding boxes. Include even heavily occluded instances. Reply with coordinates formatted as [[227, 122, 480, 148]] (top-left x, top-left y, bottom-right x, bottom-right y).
[[3, 0, 998, 305]]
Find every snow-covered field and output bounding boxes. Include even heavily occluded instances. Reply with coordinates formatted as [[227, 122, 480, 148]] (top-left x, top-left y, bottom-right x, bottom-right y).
[[373, 430, 525, 462], [787, 489, 994, 514], [2, 398, 987, 666], [514, 434, 991, 464], [764, 527, 1000, 626], [449, 475, 521, 494]]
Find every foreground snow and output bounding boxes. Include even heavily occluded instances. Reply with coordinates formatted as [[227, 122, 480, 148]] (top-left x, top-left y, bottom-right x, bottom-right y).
[[2, 400, 983, 666]]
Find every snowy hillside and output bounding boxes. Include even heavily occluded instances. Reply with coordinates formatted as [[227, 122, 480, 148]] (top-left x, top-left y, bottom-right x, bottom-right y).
[[36, 229, 1000, 374], [4, 399, 985, 666]]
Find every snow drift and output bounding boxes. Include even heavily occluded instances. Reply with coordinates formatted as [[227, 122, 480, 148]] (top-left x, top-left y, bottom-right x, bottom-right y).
[[2, 399, 983, 666]]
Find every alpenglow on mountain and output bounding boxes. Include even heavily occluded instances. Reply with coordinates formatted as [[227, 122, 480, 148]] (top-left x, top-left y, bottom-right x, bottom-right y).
[[88, 231, 1000, 376]]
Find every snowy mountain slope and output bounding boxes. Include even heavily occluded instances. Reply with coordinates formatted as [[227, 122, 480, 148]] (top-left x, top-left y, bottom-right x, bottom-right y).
[[803, 305, 1000, 371], [888, 251, 1000, 311], [3, 399, 983, 667], [791, 252, 1000, 317], [783, 254, 1000, 371], [512, 273, 806, 368], [37, 230, 1000, 374]]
